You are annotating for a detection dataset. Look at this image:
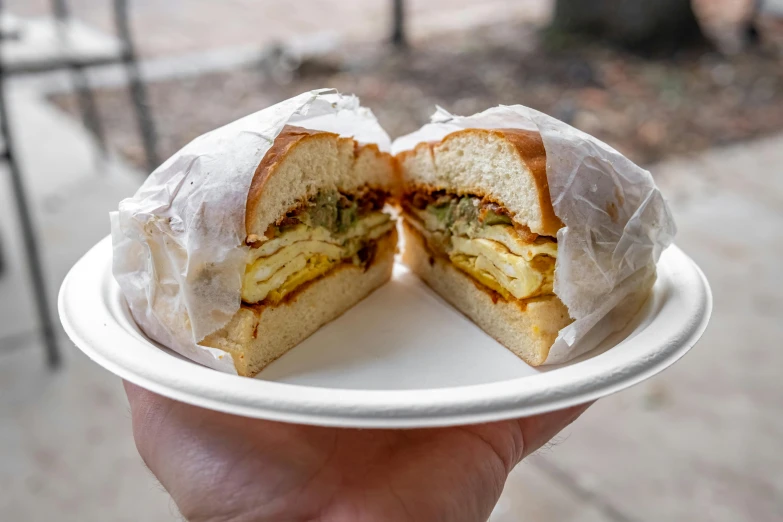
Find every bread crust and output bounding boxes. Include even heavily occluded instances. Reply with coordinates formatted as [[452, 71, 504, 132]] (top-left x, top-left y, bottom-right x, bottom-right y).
[[496, 128, 562, 236], [245, 126, 396, 238], [397, 128, 563, 237], [245, 126, 328, 235]]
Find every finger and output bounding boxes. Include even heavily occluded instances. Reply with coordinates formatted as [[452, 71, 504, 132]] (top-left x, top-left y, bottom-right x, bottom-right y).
[[517, 402, 592, 460]]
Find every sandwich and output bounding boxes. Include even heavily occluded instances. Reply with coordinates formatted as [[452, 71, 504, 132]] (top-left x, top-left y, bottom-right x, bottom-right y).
[[114, 93, 671, 376], [397, 128, 574, 366], [197, 126, 398, 376]]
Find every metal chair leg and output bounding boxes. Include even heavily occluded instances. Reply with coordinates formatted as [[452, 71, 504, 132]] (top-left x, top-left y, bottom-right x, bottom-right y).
[[50, 0, 109, 162], [69, 65, 109, 160], [114, 0, 159, 173], [391, 0, 407, 48], [0, 70, 61, 370]]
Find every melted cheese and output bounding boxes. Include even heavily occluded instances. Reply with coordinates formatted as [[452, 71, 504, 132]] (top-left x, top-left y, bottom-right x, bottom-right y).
[[242, 212, 393, 304]]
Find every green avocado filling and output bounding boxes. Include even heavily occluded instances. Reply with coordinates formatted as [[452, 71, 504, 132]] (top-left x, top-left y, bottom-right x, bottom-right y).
[[304, 191, 359, 234], [425, 195, 513, 234], [482, 209, 513, 226], [272, 190, 380, 237]]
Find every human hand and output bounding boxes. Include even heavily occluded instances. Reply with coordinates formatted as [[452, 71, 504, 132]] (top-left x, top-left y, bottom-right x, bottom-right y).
[[124, 381, 588, 522]]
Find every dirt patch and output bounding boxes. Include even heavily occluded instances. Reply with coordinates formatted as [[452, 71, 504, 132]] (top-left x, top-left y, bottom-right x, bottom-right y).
[[51, 18, 783, 170]]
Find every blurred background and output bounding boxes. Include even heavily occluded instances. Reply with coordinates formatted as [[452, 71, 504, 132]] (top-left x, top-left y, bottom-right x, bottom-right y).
[[1, 0, 781, 520]]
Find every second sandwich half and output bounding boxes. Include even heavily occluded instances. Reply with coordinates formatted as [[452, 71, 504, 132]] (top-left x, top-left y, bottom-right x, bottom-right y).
[[397, 128, 574, 366]]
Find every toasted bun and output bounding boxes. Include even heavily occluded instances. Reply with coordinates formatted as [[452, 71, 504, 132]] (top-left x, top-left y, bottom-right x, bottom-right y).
[[202, 229, 397, 377], [401, 221, 571, 365], [246, 126, 397, 238], [396, 128, 562, 237]]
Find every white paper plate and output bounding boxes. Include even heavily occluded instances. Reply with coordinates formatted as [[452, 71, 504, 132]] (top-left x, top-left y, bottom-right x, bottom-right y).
[[59, 237, 711, 428]]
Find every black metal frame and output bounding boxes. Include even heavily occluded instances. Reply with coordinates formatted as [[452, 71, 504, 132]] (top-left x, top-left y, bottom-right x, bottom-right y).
[[114, 0, 159, 171], [0, 57, 61, 368], [50, 0, 108, 159], [47, 0, 159, 171], [0, 0, 159, 368], [391, 0, 406, 47]]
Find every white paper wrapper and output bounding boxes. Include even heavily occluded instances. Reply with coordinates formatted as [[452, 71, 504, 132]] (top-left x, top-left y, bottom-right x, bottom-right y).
[[392, 106, 676, 364], [111, 90, 391, 374]]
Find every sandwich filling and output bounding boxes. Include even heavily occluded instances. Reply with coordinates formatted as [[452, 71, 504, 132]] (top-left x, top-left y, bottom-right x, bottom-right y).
[[243, 189, 394, 305], [402, 190, 557, 301]]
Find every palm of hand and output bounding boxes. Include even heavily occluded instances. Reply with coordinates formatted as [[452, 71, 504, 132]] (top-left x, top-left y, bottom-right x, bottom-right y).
[[125, 382, 587, 522]]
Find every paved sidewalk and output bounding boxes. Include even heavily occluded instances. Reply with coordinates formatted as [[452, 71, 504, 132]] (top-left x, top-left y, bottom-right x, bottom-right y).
[[7, 0, 551, 57]]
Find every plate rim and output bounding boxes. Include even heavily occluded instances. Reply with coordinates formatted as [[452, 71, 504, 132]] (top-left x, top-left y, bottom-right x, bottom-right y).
[[58, 236, 712, 428]]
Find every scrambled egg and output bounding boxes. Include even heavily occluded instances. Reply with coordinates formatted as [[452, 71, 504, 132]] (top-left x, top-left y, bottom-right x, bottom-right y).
[[464, 224, 557, 260], [450, 235, 554, 300], [263, 254, 338, 304], [242, 212, 393, 304], [408, 208, 557, 300]]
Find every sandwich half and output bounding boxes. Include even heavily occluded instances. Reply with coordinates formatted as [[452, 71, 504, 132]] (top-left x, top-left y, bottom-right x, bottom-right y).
[[201, 126, 398, 376], [397, 128, 573, 366]]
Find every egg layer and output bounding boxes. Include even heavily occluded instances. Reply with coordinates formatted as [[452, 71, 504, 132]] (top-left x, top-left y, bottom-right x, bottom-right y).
[[242, 212, 394, 304], [405, 199, 557, 301]]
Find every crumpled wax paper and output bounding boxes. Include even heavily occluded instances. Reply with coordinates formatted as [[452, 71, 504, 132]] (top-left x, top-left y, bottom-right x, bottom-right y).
[[392, 106, 677, 364], [110, 89, 392, 374]]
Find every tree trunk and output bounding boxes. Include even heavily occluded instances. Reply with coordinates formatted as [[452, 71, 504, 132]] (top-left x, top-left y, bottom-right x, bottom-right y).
[[551, 0, 710, 55]]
